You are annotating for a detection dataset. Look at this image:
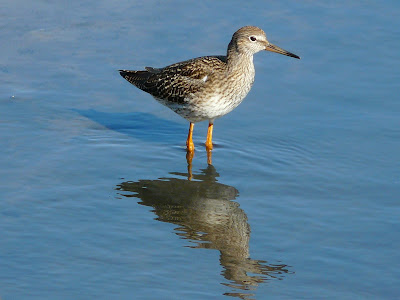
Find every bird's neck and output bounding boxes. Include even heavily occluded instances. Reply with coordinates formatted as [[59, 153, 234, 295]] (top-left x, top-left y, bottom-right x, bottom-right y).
[[226, 49, 255, 78]]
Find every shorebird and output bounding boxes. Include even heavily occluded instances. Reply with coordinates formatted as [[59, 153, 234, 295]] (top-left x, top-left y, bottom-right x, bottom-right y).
[[120, 26, 299, 152]]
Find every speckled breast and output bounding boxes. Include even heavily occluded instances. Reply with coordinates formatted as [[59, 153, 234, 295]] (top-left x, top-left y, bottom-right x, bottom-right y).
[[160, 71, 255, 123]]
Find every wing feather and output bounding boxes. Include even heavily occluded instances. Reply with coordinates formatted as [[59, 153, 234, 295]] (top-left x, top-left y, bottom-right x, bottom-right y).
[[120, 56, 227, 104]]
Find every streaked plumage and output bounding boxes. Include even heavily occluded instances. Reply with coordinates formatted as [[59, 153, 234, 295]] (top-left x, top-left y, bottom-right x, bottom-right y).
[[120, 26, 300, 152]]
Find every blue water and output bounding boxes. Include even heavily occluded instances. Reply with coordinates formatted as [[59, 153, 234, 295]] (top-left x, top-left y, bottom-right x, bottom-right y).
[[1, 1, 400, 299]]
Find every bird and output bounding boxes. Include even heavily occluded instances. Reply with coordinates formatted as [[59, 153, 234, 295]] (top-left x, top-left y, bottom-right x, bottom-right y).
[[119, 26, 300, 152]]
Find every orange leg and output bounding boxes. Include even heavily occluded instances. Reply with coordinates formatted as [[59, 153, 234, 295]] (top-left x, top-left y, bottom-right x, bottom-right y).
[[206, 148, 212, 165], [205, 122, 214, 150], [186, 122, 195, 152]]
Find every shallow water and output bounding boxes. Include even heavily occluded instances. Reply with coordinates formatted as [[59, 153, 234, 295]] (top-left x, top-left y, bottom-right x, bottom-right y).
[[1, 1, 400, 299]]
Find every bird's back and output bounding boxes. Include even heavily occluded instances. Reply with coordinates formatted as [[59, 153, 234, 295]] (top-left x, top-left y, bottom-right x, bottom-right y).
[[120, 55, 227, 104]]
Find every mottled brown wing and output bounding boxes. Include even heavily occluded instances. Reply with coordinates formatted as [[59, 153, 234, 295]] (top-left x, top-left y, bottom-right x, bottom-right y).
[[119, 56, 226, 104]]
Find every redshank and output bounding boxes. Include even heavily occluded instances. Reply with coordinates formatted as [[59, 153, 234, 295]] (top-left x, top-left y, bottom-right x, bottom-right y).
[[120, 26, 300, 152]]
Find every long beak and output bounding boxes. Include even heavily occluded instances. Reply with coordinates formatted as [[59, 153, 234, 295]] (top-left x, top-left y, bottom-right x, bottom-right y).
[[265, 42, 300, 59]]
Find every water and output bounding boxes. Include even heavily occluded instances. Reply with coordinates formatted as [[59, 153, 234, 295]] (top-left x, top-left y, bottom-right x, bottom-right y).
[[1, 1, 400, 299]]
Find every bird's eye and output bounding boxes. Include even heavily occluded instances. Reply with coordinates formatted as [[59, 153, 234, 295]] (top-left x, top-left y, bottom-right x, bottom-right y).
[[250, 36, 257, 42]]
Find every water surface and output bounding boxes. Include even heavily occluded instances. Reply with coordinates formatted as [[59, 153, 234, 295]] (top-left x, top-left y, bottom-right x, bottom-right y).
[[1, 1, 399, 299]]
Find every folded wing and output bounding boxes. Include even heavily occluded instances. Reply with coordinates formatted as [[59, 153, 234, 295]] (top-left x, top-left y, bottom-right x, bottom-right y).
[[119, 56, 226, 104]]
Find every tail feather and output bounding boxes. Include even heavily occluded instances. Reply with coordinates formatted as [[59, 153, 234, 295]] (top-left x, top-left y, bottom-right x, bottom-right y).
[[119, 70, 152, 90]]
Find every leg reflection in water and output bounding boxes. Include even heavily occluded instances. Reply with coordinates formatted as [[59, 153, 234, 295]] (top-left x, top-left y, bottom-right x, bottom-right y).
[[116, 165, 292, 299], [185, 146, 212, 181]]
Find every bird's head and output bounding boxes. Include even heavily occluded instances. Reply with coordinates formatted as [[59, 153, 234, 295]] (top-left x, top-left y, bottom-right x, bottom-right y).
[[229, 26, 300, 59]]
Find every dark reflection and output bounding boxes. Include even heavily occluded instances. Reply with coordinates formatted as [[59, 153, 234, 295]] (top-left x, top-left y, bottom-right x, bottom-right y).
[[74, 109, 184, 143], [116, 165, 291, 299]]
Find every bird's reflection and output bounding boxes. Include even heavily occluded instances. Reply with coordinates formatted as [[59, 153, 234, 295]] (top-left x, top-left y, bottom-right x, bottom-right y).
[[116, 165, 291, 299]]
